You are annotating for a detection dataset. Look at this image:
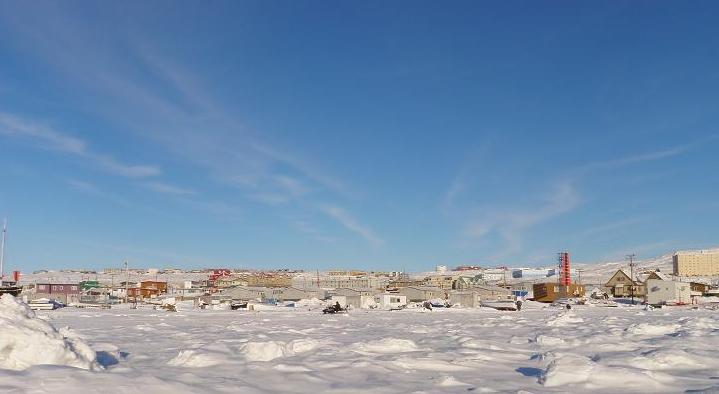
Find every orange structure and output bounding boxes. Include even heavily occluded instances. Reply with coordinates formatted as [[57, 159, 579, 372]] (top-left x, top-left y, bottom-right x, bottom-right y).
[[559, 252, 571, 286], [127, 281, 167, 299]]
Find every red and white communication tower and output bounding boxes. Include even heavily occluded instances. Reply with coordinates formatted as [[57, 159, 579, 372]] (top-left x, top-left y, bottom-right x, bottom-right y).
[[558, 252, 571, 286]]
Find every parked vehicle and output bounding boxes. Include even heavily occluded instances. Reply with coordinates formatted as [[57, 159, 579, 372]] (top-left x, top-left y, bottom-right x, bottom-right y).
[[28, 298, 64, 311]]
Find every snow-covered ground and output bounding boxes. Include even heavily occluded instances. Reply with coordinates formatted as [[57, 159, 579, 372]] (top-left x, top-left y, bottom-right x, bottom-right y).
[[1, 298, 718, 393]]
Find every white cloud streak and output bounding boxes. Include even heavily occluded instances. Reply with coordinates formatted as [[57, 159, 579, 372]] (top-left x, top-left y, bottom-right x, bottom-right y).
[[0, 112, 161, 178], [0, 10, 366, 243], [320, 205, 384, 247], [142, 182, 196, 195], [463, 181, 580, 258], [580, 136, 719, 172]]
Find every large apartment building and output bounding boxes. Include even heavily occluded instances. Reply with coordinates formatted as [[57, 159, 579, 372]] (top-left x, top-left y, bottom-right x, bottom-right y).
[[673, 251, 719, 276]]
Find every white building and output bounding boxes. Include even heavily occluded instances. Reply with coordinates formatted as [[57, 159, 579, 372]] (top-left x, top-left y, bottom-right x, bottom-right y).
[[511, 268, 555, 279], [435, 265, 448, 273], [374, 294, 407, 309], [331, 295, 360, 308], [449, 291, 479, 308], [645, 278, 691, 305], [480, 269, 507, 282]]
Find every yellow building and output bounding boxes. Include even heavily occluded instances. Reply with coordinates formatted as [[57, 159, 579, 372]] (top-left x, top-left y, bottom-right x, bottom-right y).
[[532, 282, 585, 302], [673, 252, 719, 276]]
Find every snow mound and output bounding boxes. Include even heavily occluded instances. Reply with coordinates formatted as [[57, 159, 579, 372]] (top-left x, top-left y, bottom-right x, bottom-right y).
[[545, 312, 584, 327], [535, 335, 564, 346], [394, 356, 472, 372], [541, 355, 594, 387], [351, 338, 419, 354], [0, 294, 99, 371], [437, 375, 470, 387], [625, 323, 680, 336], [167, 350, 226, 367], [242, 339, 319, 362], [631, 348, 710, 370], [542, 354, 673, 390], [686, 317, 719, 330]]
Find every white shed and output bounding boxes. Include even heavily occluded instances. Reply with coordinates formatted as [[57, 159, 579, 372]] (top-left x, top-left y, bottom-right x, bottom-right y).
[[449, 291, 479, 308], [645, 279, 691, 305], [331, 294, 361, 308], [374, 294, 407, 309]]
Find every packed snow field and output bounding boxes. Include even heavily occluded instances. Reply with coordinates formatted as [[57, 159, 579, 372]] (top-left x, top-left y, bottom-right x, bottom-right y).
[[1, 296, 719, 393]]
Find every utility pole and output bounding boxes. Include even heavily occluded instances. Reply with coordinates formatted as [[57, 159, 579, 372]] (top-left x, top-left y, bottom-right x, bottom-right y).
[[0, 218, 7, 281], [124, 260, 129, 304], [577, 268, 583, 285], [626, 254, 636, 305]]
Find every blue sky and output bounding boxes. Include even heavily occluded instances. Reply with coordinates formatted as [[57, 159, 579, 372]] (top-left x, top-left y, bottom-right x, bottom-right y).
[[1, 1, 718, 271]]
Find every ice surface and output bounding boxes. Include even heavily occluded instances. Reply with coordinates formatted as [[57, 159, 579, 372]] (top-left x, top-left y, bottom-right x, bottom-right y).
[[0, 301, 718, 393]]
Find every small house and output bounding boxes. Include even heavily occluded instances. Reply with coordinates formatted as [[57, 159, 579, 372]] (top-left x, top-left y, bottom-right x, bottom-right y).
[[689, 281, 711, 295], [220, 286, 266, 301], [331, 294, 361, 308], [397, 286, 446, 302], [449, 291, 479, 308], [472, 284, 513, 301], [127, 281, 168, 299], [33, 283, 81, 304], [604, 270, 645, 298], [79, 280, 101, 291], [277, 287, 326, 302], [645, 279, 691, 305], [374, 293, 407, 309], [532, 282, 585, 302]]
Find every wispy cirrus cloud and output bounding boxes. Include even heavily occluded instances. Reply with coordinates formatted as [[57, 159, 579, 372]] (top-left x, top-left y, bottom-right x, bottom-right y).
[[1, 9, 369, 246], [66, 178, 102, 194], [290, 219, 336, 243], [142, 182, 196, 195], [577, 216, 648, 238], [0, 112, 161, 178], [66, 178, 143, 212], [463, 181, 580, 259], [579, 135, 718, 171], [320, 204, 384, 247], [0, 112, 86, 153]]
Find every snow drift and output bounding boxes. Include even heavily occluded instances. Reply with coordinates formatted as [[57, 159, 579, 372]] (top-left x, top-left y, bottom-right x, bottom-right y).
[[0, 294, 99, 371], [242, 339, 319, 362], [351, 338, 420, 354]]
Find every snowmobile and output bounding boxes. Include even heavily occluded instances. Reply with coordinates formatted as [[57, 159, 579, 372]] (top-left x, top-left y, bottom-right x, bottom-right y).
[[322, 302, 348, 314]]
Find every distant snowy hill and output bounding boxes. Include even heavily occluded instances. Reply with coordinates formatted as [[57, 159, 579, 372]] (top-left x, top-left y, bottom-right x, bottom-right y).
[[576, 247, 719, 284]]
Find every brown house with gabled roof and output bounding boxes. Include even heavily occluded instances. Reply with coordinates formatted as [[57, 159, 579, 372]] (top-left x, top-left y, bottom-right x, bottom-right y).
[[604, 269, 644, 298]]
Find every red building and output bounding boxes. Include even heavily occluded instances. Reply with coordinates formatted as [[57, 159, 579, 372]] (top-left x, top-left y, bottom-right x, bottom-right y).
[[34, 283, 81, 303], [208, 269, 231, 288]]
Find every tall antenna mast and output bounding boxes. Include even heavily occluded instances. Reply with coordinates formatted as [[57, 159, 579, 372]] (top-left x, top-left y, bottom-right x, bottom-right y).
[[0, 219, 6, 281]]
